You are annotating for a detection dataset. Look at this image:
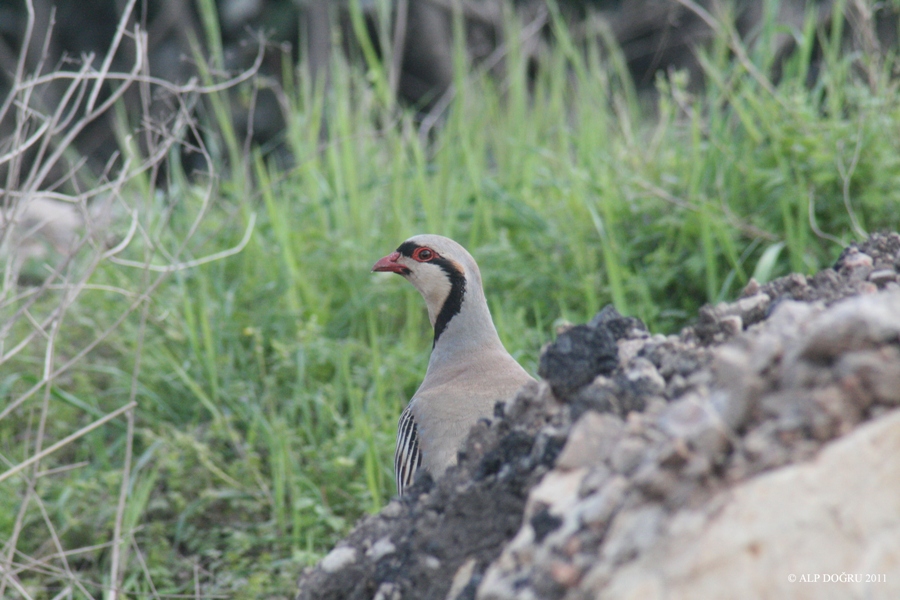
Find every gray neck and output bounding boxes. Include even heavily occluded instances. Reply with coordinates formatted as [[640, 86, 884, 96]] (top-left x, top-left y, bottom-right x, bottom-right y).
[[427, 287, 506, 370]]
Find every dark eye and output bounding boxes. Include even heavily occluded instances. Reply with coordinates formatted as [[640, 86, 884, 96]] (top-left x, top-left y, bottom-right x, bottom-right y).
[[413, 247, 435, 262]]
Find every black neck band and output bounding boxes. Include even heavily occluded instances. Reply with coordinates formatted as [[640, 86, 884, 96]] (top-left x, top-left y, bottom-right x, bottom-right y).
[[432, 262, 466, 346]]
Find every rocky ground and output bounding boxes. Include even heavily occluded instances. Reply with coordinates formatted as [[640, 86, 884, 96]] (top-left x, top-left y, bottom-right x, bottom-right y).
[[296, 232, 900, 600]]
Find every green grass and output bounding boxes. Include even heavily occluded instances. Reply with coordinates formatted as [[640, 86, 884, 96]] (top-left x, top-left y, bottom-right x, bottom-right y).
[[2, 2, 900, 597]]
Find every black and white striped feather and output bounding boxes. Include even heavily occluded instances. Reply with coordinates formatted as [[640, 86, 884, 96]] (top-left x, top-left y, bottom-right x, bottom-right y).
[[395, 405, 422, 496]]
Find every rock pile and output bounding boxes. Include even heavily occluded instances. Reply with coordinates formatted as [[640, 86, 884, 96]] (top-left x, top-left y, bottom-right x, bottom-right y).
[[296, 233, 900, 600]]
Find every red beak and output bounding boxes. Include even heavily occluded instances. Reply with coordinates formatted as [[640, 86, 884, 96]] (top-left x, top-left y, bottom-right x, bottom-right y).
[[372, 251, 408, 275]]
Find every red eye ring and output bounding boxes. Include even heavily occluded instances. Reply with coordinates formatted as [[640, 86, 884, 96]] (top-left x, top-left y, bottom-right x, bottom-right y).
[[412, 247, 435, 262]]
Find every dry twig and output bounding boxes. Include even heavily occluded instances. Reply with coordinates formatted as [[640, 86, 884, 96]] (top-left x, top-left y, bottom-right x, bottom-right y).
[[0, 0, 262, 596]]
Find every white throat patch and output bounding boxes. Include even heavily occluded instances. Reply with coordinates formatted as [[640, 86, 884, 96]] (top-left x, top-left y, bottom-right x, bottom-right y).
[[409, 263, 454, 326]]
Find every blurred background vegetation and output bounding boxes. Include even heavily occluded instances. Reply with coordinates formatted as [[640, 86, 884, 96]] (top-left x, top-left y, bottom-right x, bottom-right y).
[[1, 0, 899, 597]]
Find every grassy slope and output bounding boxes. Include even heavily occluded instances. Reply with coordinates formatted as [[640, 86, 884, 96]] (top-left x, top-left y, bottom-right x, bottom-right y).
[[2, 4, 899, 598]]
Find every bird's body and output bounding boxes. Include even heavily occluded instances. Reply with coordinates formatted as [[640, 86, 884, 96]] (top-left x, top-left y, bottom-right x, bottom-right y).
[[373, 235, 534, 495]]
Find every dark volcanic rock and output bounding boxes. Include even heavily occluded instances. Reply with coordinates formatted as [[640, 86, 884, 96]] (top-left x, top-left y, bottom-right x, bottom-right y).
[[538, 324, 618, 398], [538, 305, 648, 400], [588, 304, 648, 340], [530, 508, 563, 543]]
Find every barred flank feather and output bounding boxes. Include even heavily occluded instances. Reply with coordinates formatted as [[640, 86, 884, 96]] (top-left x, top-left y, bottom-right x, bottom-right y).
[[395, 406, 422, 496]]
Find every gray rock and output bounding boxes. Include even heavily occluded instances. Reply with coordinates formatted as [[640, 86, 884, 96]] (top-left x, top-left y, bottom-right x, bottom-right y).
[[632, 460, 682, 498], [868, 269, 897, 286], [658, 398, 729, 459], [579, 475, 629, 528], [709, 381, 757, 432], [837, 248, 874, 280], [381, 500, 403, 519], [446, 558, 477, 600], [623, 357, 666, 397], [320, 546, 357, 573], [556, 411, 624, 470], [611, 436, 649, 475], [589, 411, 900, 600], [617, 338, 647, 366], [366, 536, 396, 561], [725, 293, 772, 326], [693, 293, 772, 344], [600, 505, 666, 564], [836, 347, 900, 407], [791, 291, 900, 363], [570, 372, 651, 420], [373, 582, 400, 600], [740, 278, 761, 296], [578, 464, 613, 497]]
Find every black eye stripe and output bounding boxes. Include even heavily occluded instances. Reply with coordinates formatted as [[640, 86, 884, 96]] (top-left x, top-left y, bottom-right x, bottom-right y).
[[398, 242, 439, 262], [396, 241, 420, 257]]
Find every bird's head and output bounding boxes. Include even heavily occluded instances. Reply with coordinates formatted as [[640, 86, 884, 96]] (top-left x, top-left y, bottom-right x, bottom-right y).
[[373, 234, 485, 342]]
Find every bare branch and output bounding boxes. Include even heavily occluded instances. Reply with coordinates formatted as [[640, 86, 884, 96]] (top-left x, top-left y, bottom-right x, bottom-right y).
[[108, 211, 257, 272], [84, 0, 139, 114]]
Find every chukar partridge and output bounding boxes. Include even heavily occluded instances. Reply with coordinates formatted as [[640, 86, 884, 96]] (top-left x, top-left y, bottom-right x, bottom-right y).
[[372, 234, 535, 496]]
